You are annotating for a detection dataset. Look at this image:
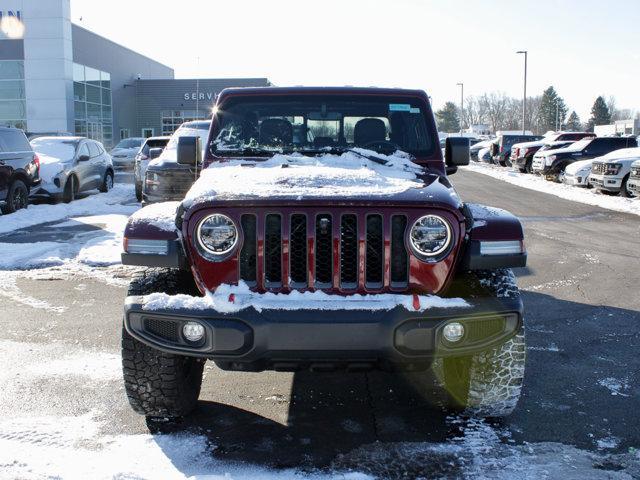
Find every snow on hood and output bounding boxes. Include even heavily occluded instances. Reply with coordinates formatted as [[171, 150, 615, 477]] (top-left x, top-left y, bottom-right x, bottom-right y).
[[595, 147, 640, 163], [183, 149, 425, 207], [36, 153, 66, 183], [127, 201, 180, 232], [142, 281, 468, 314], [564, 158, 595, 175]]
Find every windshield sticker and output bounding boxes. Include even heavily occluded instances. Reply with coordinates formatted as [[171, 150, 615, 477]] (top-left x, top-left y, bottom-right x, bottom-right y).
[[410, 107, 421, 114], [389, 103, 411, 112]]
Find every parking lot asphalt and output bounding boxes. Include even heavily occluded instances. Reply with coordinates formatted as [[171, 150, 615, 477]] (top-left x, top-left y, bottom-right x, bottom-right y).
[[0, 169, 638, 476]]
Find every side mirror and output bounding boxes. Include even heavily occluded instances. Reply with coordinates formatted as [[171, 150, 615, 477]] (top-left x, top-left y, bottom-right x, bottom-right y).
[[177, 136, 202, 165], [445, 137, 470, 175], [148, 147, 163, 159], [78, 154, 90, 162]]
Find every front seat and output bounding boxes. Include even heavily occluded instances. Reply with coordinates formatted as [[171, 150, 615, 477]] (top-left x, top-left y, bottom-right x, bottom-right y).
[[259, 118, 293, 146], [354, 118, 387, 146]]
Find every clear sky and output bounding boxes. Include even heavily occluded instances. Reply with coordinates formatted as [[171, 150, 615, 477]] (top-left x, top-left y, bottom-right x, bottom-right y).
[[70, 0, 639, 120]]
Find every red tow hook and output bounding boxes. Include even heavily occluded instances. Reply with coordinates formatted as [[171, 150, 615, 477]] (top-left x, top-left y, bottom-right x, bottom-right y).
[[228, 294, 235, 304], [412, 294, 420, 311]]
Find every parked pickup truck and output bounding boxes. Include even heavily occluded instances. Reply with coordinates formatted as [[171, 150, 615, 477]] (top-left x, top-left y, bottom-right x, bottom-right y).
[[588, 147, 640, 197], [120, 87, 528, 421], [510, 132, 594, 173], [532, 136, 638, 181]]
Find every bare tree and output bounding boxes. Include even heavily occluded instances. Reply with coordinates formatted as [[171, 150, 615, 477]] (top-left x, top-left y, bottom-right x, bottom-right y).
[[461, 96, 488, 128], [479, 92, 510, 132]]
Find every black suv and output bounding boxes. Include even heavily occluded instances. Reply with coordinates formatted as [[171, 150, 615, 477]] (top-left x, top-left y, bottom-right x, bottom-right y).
[[0, 127, 40, 214], [491, 134, 542, 166]]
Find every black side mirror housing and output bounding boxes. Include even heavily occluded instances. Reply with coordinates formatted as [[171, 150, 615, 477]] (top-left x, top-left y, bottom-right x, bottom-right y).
[[148, 147, 163, 160], [445, 137, 470, 175], [177, 136, 202, 165], [78, 154, 90, 162]]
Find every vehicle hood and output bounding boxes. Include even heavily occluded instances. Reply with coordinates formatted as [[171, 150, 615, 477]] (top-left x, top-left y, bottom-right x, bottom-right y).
[[538, 144, 583, 157], [512, 139, 545, 150], [565, 159, 594, 174], [110, 147, 137, 157], [182, 149, 462, 210], [594, 147, 640, 164]]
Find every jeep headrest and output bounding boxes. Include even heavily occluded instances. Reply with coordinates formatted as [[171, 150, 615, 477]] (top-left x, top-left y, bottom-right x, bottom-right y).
[[259, 118, 293, 146], [354, 118, 387, 145]]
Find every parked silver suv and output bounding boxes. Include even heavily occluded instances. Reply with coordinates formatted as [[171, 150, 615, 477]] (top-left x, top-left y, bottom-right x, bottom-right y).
[[30, 136, 114, 203]]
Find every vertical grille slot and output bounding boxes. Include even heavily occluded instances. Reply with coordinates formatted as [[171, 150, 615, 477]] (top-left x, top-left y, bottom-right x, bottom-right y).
[[315, 214, 333, 288], [264, 214, 282, 287], [390, 215, 408, 287], [289, 214, 307, 287], [239, 214, 257, 285], [340, 214, 358, 288], [365, 214, 384, 288]]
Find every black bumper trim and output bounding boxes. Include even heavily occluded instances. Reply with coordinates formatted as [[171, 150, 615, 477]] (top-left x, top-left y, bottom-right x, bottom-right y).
[[461, 240, 527, 270], [121, 239, 187, 269], [123, 293, 524, 365]]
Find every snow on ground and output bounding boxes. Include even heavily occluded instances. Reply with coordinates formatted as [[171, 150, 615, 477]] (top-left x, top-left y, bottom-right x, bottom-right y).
[[142, 280, 469, 313], [183, 149, 424, 207], [462, 162, 640, 216]]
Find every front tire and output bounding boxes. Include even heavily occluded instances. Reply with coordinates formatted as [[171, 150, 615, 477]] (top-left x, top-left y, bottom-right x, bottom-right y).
[[63, 175, 77, 203], [435, 269, 526, 417], [122, 268, 203, 419], [99, 170, 114, 193], [1, 179, 28, 214], [135, 181, 143, 202], [621, 174, 636, 198]]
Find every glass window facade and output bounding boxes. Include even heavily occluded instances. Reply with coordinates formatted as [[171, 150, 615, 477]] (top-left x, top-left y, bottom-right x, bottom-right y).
[[0, 60, 27, 130], [73, 63, 112, 147], [161, 109, 209, 136]]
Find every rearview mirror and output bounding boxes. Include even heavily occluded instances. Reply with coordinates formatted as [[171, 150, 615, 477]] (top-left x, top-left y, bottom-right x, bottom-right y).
[[445, 137, 470, 175], [78, 154, 90, 162], [177, 136, 202, 165], [148, 147, 163, 160]]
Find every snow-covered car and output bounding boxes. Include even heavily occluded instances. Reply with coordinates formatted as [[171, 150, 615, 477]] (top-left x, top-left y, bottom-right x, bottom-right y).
[[121, 86, 528, 422], [109, 137, 145, 170], [532, 136, 637, 181], [627, 160, 640, 196], [133, 136, 170, 202], [30, 137, 114, 202], [477, 146, 492, 162], [562, 159, 595, 187], [143, 121, 211, 205], [470, 139, 494, 161], [510, 132, 594, 173], [588, 147, 640, 197]]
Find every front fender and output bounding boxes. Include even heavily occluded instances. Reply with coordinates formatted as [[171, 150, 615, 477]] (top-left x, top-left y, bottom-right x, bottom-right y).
[[460, 204, 527, 270]]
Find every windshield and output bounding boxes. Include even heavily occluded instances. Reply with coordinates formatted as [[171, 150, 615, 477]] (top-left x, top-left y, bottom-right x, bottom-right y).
[[30, 139, 78, 161], [212, 95, 434, 156], [115, 138, 143, 149]]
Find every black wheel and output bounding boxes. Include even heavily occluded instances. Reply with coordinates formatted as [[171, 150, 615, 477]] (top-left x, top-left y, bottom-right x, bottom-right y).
[[1, 179, 28, 214], [122, 268, 203, 419], [135, 181, 143, 202], [99, 170, 114, 193], [621, 174, 636, 198], [63, 175, 77, 203], [435, 269, 526, 417], [524, 158, 533, 174]]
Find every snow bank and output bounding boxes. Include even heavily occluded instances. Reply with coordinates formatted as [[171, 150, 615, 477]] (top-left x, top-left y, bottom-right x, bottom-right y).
[[142, 281, 468, 313], [183, 149, 424, 206], [462, 163, 640, 216], [0, 184, 136, 234], [127, 201, 180, 232]]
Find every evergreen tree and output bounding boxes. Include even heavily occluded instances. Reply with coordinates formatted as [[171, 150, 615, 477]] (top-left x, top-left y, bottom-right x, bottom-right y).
[[565, 111, 582, 131], [586, 96, 612, 131], [435, 102, 460, 133], [538, 86, 568, 132]]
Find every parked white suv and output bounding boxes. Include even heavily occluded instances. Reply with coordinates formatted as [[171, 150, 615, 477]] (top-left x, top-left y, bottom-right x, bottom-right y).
[[588, 147, 640, 197], [563, 159, 595, 187]]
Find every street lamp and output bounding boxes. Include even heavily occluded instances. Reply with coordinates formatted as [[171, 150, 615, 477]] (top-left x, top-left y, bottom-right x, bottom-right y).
[[456, 82, 464, 135], [516, 50, 527, 134]]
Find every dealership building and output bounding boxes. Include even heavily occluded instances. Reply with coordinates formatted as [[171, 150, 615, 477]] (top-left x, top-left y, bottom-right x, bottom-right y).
[[0, 0, 270, 147]]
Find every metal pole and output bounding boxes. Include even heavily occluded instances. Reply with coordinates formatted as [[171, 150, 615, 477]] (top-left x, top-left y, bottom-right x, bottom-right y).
[[517, 51, 527, 134], [457, 82, 464, 134], [556, 101, 559, 131]]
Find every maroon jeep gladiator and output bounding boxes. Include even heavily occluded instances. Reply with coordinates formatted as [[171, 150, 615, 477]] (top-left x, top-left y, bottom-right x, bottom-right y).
[[121, 87, 527, 420]]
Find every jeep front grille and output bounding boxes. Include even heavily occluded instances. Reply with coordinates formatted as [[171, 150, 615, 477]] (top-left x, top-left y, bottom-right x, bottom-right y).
[[238, 211, 410, 292]]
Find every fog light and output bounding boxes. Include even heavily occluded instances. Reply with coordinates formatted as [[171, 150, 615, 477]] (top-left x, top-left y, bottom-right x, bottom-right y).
[[182, 322, 205, 342], [443, 322, 464, 343]]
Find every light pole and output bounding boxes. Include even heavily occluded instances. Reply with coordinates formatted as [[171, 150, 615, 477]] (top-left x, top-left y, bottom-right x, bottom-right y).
[[456, 82, 464, 134], [516, 50, 527, 134]]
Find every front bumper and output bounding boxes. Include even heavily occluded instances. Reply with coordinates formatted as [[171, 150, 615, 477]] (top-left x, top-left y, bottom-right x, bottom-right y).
[[124, 293, 523, 370], [112, 157, 135, 169], [588, 174, 622, 191], [563, 173, 588, 187], [628, 176, 640, 195]]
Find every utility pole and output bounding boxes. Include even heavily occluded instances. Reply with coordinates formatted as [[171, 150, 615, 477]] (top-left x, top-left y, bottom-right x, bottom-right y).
[[516, 50, 527, 134], [456, 82, 464, 135]]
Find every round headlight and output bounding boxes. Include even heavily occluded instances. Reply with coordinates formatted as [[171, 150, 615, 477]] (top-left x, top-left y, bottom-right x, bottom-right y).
[[409, 215, 452, 258], [197, 214, 238, 256]]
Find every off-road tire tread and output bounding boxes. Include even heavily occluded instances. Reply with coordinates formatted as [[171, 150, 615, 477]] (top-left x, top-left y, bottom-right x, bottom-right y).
[[122, 268, 202, 418]]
